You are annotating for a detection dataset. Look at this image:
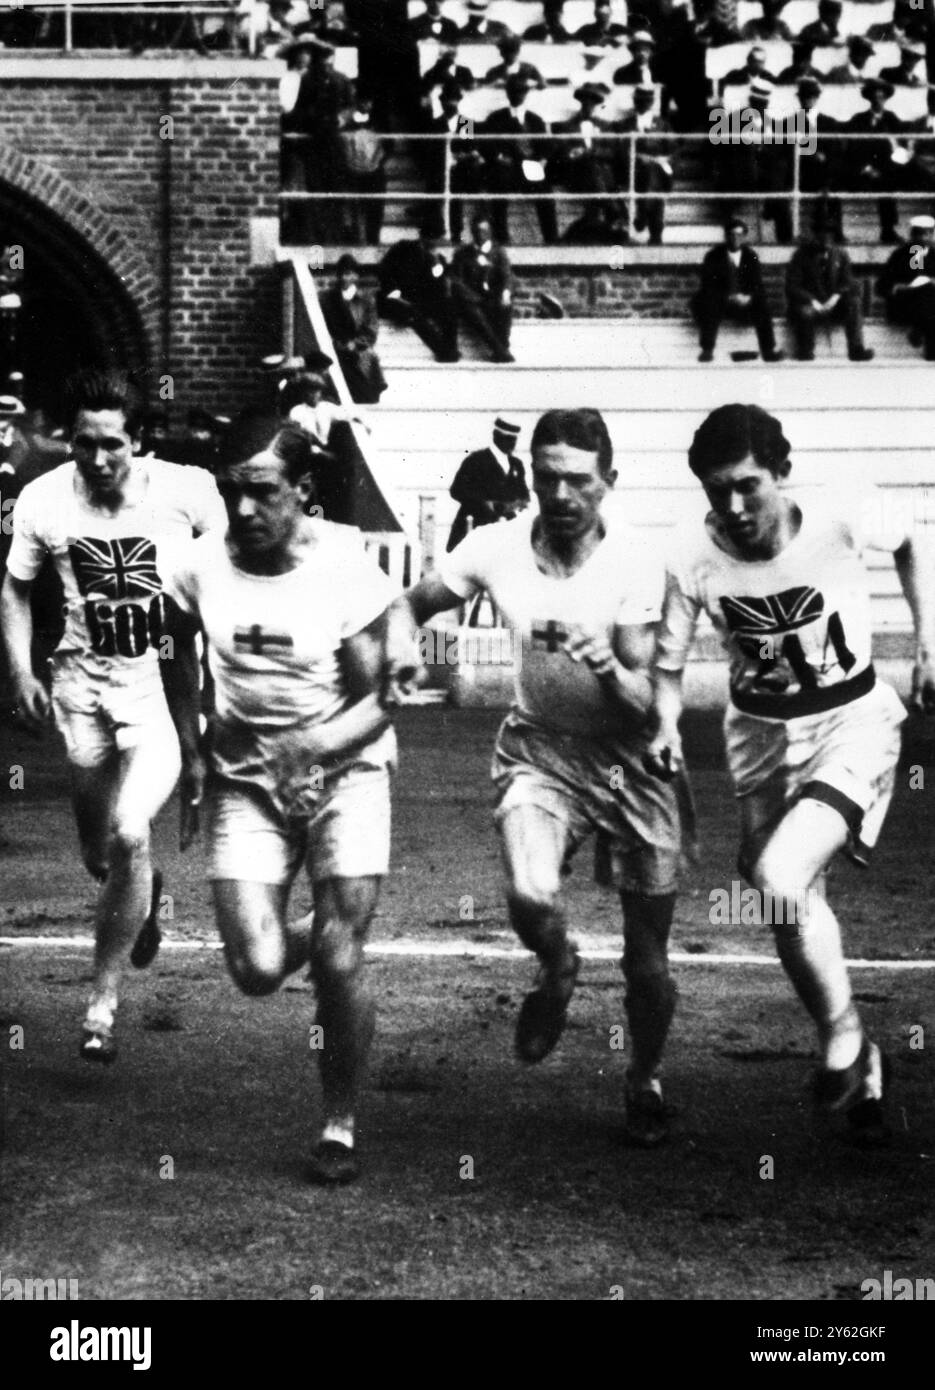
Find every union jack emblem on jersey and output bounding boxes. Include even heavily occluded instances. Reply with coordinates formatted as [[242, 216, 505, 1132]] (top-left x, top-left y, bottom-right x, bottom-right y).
[[68, 536, 163, 602], [719, 586, 824, 637]]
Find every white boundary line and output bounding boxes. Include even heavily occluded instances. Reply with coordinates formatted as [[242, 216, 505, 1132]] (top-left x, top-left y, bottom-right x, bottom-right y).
[[2, 936, 934, 969]]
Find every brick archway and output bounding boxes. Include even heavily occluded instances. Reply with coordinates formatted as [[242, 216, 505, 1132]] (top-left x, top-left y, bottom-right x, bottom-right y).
[[0, 150, 158, 404]]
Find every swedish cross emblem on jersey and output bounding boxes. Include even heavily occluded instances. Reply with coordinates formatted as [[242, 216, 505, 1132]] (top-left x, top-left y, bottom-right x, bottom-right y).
[[68, 536, 163, 601], [531, 620, 568, 653], [234, 625, 294, 656]]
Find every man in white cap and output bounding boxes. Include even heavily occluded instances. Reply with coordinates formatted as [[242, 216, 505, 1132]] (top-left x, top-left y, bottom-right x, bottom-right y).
[[446, 415, 528, 551], [458, 0, 512, 44], [877, 212, 935, 359]]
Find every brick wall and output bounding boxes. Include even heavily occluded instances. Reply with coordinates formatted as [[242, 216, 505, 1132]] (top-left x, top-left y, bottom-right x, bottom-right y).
[[0, 60, 283, 417]]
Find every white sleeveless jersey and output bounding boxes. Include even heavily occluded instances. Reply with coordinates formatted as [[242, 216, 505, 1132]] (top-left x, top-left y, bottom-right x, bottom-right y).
[[655, 496, 905, 718], [6, 459, 224, 666]]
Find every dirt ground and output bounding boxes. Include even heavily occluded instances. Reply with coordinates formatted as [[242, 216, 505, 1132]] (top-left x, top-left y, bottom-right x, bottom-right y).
[[2, 707, 935, 1304]]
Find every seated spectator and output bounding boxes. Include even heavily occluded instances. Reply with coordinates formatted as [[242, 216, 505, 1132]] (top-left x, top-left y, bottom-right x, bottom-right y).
[[877, 213, 935, 359], [825, 35, 876, 85], [280, 371, 365, 522], [321, 255, 387, 404], [720, 45, 778, 94], [486, 33, 547, 89], [550, 81, 621, 236], [447, 416, 529, 552], [616, 85, 675, 245], [692, 0, 740, 49], [409, 0, 460, 45], [786, 223, 873, 360], [692, 217, 784, 362], [721, 80, 793, 244], [483, 73, 558, 245], [451, 215, 515, 362], [525, 1, 574, 44], [846, 78, 913, 244], [797, 0, 843, 48], [794, 78, 845, 243], [378, 223, 461, 362], [459, 1, 513, 44], [338, 93, 390, 246], [420, 45, 476, 110], [777, 40, 822, 86], [740, 0, 793, 42], [866, 0, 921, 45], [426, 79, 488, 243], [613, 30, 659, 86], [574, 1, 628, 47], [879, 40, 928, 88]]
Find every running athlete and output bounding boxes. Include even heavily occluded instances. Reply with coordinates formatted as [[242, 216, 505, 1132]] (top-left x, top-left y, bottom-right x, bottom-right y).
[[385, 408, 683, 1148], [651, 402, 935, 1143], [0, 369, 224, 1063], [159, 414, 396, 1185]]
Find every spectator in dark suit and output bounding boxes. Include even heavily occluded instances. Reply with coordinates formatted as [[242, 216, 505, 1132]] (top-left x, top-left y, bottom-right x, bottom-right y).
[[825, 35, 876, 85], [794, 77, 846, 242], [691, 0, 740, 49], [447, 416, 529, 552], [485, 33, 547, 89], [426, 79, 487, 243], [458, 0, 512, 44], [575, 1, 628, 47], [550, 81, 620, 236], [692, 218, 784, 361], [420, 45, 476, 106], [525, 1, 574, 43], [797, 0, 843, 48], [786, 224, 874, 359], [866, 0, 920, 45], [847, 78, 909, 243], [741, 0, 793, 42], [720, 45, 778, 93], [483, 74, 558, 245], [409, 0, 459, 44], [879, 40, 928, 88], [321, 254, 388, 403], [338, 92, 390, 246], [615, 85, 675, 244], [722, 80, 794, 244], [777, 40, 823, 86], [612, 29, 659, 86], [877, 213, 935, 359], [451, 215, 515, 361], [378, 224, 461, 361]]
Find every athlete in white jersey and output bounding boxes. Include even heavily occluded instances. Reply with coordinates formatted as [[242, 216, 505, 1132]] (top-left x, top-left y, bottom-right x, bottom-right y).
[[160, 414, 396, 1186], [0, 369, 224, 1065], [385, 409, 682, 1149], [652, 403, 935, 1144]]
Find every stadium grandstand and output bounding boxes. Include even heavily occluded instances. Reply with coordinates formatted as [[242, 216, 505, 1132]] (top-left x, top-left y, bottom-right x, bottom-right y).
[[1, 0, 935, 699]]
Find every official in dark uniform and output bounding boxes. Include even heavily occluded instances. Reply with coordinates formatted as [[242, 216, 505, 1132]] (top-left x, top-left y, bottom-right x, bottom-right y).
[[447, 417, 529, 551]]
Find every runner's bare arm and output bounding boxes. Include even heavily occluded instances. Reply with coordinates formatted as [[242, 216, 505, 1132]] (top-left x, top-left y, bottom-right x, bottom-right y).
[[562, 619, 656, 723], [893, 535, 935, 713], [0, 573, 51, 732], [301, 614, 395, 760], [158, 597, 205, 850], [382, 573, 466, 698]]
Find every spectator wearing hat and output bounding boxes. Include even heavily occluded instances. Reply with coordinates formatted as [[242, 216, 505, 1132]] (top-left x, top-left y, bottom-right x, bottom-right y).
[[458, 1, 513, 44], [879, 40, 928, 88], [425, 79, 488, 243], [321, 254, 387, 404], [378, 224, 461, 362], [446, 416, 529, 552], [877, 213, 935, 359], [420, 45, 476, 110], [825, 36, 876, 85], [282, 38, 354, 242], [722, 80, 794, 244], [615, 85, 675, 244], [485, 32, 547, 89], [280, 370, 366, 522], [692, 218, 784, 362], [720, 45, 778, 94], [612, 30, 659, 86], [525, 1, 574, 43], [846, 77, 908, 243], [338, 91, 391, 246], [794, 77, 846, 242], [409, 0, 459, 44], [574, 1, 628, 47], [777, 39, 823, 86], [786, 221, 874, 360], [451, 215, 515, 362], [550, 82, 621, 237], [483, 73, 558, 245], [797, 0, 843, 48], [740, 0, 793, 42]]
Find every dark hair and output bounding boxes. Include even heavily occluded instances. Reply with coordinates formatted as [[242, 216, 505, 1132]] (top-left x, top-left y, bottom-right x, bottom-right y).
[[530, 408, 614, 478], [336, 253, 360, 275], [688, 403, 791, 479], [64, 368, 145, 436], [217, 411, 315, 486]]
